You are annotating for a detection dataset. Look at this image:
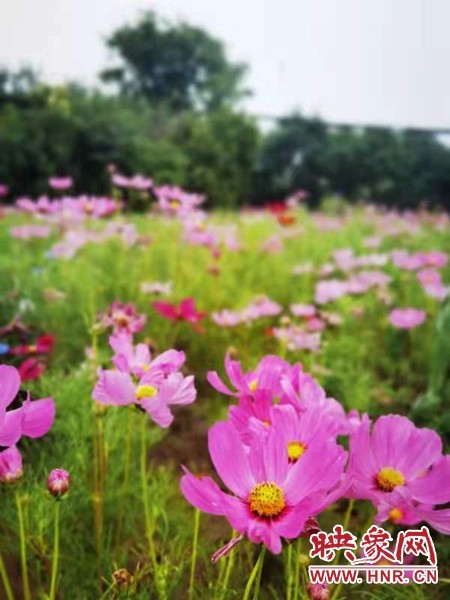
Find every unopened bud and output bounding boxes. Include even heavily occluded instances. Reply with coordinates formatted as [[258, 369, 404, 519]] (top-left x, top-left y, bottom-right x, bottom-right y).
[[307, 583, 330, 600], [0, 446, 23, 484], [47, 469, 70, 497]]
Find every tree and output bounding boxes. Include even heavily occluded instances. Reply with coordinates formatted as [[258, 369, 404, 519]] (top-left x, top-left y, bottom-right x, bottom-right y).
[[100, 12, 249, 112]]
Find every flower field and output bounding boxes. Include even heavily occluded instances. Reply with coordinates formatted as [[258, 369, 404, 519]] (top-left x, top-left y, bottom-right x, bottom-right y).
[[0, 184, 449, 599]]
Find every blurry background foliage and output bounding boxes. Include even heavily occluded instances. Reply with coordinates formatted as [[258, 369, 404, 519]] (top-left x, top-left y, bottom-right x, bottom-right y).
[[1, 11, 450, 209]]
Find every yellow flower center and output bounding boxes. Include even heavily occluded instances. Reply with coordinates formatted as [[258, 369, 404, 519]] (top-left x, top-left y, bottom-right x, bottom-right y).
[[248, 482, 285, 518], [136, 385, 158, 400], [249, 380, 258, 392], [170, 200, 180, 208], [389, 507, 404, 523], [287, 441, 306, 462], [376, 467, 405, 492], [28, 344, 38, 353]]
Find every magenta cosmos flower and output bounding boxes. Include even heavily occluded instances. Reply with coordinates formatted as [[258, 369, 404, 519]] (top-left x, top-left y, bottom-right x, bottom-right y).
[[92, 337, 196, 428], [388, 308, 426, 329], [181, 421, 347, 554], [152, 298, 206, 324], [0, 364, 55, 447], [347, 415, 450, 508]]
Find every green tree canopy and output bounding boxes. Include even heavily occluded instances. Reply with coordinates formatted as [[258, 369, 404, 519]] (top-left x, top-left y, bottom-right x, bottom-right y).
[[100, 12, 249, 111]]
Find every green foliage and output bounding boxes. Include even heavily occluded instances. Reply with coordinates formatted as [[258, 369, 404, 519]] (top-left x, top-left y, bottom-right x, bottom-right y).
[[101, 11, 249, 112], [257, 113, 450, 209]]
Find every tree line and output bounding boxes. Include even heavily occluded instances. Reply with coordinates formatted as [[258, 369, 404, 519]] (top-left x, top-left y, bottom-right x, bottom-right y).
[[1, 11, 450, 209]]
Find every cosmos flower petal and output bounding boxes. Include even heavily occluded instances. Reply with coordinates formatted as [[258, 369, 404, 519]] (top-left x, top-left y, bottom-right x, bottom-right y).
[[0, 365, 21, 413], [208, 421, 255, 497], [92, 370, 135, 406], [21, 396, 55, 438]]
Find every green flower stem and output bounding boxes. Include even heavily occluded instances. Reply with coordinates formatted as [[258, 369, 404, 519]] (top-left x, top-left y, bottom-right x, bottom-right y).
[[140, 418, 157, 572], [243, 546, 266, 600], [49, 500, 61, 600], [188, 509, 200, 600], [16, 493, 31, 600], [331, 499, 355, 600], [0, 553, 14, 600]]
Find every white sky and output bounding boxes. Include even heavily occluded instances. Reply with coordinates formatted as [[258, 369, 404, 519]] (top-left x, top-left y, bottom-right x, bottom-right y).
[[1, 0, 450, 129]]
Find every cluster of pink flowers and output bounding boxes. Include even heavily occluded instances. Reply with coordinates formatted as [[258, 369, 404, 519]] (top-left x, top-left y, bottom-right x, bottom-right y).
[[212, 296, 282, 328], [93, 332, 196, 428], [0, 364, 55, 482], [348, 415, 450, 534], [391, 250, 447, 271], [49, 222, 139, 260], [154, 185, 205, 218], [181, 354, 349, 553], [181, 353, 450, 556], [16, 195, 121, 221], [10, 225, 52, 240], [272, 325, 321, 352]]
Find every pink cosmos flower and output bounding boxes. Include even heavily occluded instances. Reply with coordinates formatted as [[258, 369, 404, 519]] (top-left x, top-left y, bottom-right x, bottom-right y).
[[388, 308, 426, 329], [112, 173, 153, 190], [315, 280, 347, 304], [0, 364, 55, 447], [374, 486, 450, 535], [100, 301, 147, 335], [417, 269, 441, 287], [154, 185, 205, 218], [391, 251, 424, 271], [181, 420, 347, 554], [212, 310, 242, 328], [93, 340, 196, 428], [347, 415, 450, 508], [49, 176, 73, 190], [0, 445, 23, 483], [290, 304, 316, 318], [152, 298, 206, 325], [272, 326, 321, 353], [421, 251, 447, 269], [207, 354, 290, 400], [241, 297, 282, 321], [0, 184, 9, 197]]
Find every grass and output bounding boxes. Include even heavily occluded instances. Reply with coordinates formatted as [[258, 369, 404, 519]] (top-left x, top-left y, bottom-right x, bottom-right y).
[[0, 204, 449, 599]]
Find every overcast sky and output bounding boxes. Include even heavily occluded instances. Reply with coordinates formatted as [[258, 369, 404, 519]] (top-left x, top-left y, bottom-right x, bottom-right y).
[[1, 0, 449, 129]]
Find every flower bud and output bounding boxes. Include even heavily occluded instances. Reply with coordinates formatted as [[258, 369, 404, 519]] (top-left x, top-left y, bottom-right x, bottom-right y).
[[47, 469, 70, 497], [0, 446, 23, 483], [307, 583, 330, 600]]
